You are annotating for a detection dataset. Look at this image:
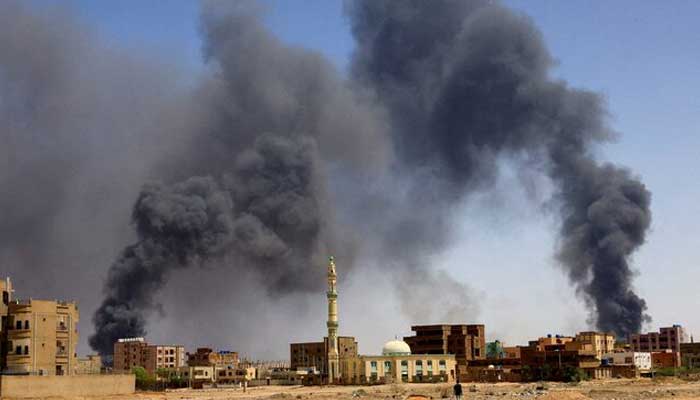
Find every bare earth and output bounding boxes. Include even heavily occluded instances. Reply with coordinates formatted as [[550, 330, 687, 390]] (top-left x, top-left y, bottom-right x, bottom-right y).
[[42, 378, 700, 400]]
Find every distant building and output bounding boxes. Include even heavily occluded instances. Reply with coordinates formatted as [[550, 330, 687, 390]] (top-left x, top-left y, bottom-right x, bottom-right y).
[[571, 332, 615, 360], [290, 336, 358, 373], [5, 299, 79, 375], [603, 351, 651, 372], [0, 278, 14, 371], [530, 334, 574, 351], [113, 338, 185, 375], [680, 342, 700, 368], [75, 354, 102, 375], [187, 347, 238, 368], [340, 339, 456, 384], [403, 324, 485, 376], [630, 325, 687, 353], [651, 349, 681, 369]]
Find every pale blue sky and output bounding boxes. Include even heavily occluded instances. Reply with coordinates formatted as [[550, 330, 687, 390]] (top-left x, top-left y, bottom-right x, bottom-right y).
[[35, 0, 700, 351]]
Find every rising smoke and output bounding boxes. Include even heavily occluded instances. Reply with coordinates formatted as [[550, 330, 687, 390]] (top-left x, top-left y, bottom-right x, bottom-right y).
[[0, 0, 652, 355]]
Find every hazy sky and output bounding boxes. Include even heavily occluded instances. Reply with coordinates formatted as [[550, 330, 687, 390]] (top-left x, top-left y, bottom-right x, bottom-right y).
[[25, 0, 700, 355]]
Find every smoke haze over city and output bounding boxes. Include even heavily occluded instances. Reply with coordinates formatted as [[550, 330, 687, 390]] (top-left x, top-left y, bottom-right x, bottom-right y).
[[1, 0, 698, 358]]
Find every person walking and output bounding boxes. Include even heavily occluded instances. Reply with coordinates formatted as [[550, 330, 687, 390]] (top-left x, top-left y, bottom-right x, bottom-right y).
[[453, 379, 463, 400]]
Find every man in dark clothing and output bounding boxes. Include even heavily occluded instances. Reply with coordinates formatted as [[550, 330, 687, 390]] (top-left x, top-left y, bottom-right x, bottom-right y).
[[454, 380, 463, 400]]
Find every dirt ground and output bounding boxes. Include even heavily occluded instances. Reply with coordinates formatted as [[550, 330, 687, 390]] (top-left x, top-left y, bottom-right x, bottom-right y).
[[47, 378, 700, 400]]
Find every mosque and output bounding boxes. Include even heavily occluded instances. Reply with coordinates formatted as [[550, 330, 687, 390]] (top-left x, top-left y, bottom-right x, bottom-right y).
[[290, 257, 457, 384]]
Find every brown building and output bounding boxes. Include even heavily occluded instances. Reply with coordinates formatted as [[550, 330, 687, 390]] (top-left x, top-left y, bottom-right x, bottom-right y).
[[187, 348, 238, 368], [4, 299, 79, 375], [290, 336, 357, 373], [630, 325, 687, 353], [113, 338, 185, 375], [651, 350, 681, 368], [572, 331, 615, 360], [403, 324, 485, 374], [530, 335, 574, 351], [681, 342, 700, 368]]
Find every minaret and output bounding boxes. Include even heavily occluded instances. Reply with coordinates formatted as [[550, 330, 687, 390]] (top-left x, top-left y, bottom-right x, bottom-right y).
[[326, 256, 339, 383]]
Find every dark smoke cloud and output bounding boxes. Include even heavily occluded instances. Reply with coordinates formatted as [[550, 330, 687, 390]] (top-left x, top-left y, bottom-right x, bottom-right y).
[[346, 0, 651, 337]]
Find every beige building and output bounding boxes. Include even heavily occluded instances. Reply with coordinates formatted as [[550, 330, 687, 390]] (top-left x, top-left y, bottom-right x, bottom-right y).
[[75, 354, 102, 375], [341, 340, 456, 385], [5, 299, 79, 375], [571, 331, 615, 360], [1, 278, 14, 371]]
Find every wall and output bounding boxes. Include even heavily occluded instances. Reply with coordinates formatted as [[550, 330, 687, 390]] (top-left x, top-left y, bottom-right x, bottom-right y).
[[0, 374, 134, 398]]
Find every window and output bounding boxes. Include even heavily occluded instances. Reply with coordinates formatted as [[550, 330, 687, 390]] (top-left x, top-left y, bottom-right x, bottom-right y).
[[24, 345, 29, 355], [474, 348, 480, 357], [370, 361, 377, 373], [2, 291, 8, 305], [400, 361, 408, 382], [416, 360, 423, 376], [439, 360, 446, 373], [384, 361, 392, 375], [16, 320, 22, 330], [427, 360, 433, 373], [24, 320, 29, 329], [15, 346, 21, 355]]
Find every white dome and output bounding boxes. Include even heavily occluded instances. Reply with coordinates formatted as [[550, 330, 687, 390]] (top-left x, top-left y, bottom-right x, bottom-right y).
[[382, 340, 411, 356]]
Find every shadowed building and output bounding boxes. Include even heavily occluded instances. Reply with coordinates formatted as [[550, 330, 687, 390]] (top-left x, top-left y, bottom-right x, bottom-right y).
[[404, 324, 485, 375], [113, 338, 185, 375], [5, 299, 79, 375]]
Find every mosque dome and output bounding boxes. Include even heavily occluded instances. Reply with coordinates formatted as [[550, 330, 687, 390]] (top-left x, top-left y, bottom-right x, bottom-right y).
[[382, 339, 412, 356]]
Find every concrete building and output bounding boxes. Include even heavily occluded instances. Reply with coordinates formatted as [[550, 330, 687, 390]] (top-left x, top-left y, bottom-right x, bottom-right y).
[[404, 324, 485, 375], [530, 335, 574, 351], [340, 339, 456, 384], [0, 278, 13, 371], [630, 325, 687, 353], [680, 342, 700, 369], [5, 299, 79, 376], [603, 351, 651, 372], [651, 350, 681, 369], [113, 338, 185, 375], [572, 332, 615, 360], [188, 348, 238, 368], [113, 338, 148, 372], [290, 336, 358, 373], [75, 354, 102, 375]]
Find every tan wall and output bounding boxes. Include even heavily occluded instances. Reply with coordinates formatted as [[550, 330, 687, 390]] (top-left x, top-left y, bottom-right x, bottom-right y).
[[0, 374, 134, 398]]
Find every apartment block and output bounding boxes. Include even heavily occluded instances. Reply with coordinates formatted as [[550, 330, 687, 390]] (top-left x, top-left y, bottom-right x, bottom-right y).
[[630, 325, 687, 353], [403, 324, 485, 375], [5, 299, 79, 375], [113, 338, 185, 375], [571, 331, 615, 360]]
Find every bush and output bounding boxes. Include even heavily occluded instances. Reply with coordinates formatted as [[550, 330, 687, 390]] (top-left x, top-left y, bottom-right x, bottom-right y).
[[132, 366, 159, 391]]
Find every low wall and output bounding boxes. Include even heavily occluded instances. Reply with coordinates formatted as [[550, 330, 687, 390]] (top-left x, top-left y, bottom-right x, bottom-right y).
[[0, 374, 135, 398]]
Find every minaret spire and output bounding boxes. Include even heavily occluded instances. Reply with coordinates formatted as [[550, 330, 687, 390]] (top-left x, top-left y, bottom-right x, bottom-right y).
[[326, 256, 339, 383]]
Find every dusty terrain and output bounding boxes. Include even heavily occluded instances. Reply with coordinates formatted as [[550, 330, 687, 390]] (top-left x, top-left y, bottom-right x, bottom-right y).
[[33, 378, 700, 400]]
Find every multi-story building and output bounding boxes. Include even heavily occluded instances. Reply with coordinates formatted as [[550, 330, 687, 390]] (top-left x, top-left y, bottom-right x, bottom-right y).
[[630, 325, 687, 353], [4, 299, 79, 375], [0, 277, 13, 371], [188, 347, 238, 368], [113, 338, 185, 375], [403, 324, 485, 375], [530, 334, 574, 351], [603, 351, 651, 372], [113, 337, 148, 372], [571, 331, 615, 360], [290, 336, 358, 373]]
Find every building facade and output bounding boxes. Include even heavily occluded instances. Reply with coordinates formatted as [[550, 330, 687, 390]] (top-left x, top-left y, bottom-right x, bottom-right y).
[[404, 324, 485, 375], [4, 299, 79, 375], [341, 340, 456, 384], [630, 325, 687, 353], [572, 332, 615, 360], [113, 338, 185, 375], [0, 278, 13, 371], [75, 354, 103, 374], [603, 351, 651, 372], [290, 336, 357, 373], [681, 342, 700, 369]]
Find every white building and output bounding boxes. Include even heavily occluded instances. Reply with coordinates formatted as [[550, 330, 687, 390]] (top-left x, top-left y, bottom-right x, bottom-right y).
[[603, 352, 651, 371]]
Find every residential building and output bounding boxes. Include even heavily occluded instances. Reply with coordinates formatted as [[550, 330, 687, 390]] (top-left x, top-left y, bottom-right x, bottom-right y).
[[572, 331, 615, 360], [531, 335, 574, 351], [503, 346, 522, 359], [340, 339, 456, 384], [113, 338, 185, 375], [520, 345, 608, 380], [603, 351, 651, 372], [0, 278, 13, 371], [290, 336, 358, 373], [4, 299, 79, 376], [630, 325, 687, 353], [113, 338, 148, 372], [404, 324, 485, 375], [75, 354, 102, 374], [188, 347, 238, 368], [680, 342, 700, 369]]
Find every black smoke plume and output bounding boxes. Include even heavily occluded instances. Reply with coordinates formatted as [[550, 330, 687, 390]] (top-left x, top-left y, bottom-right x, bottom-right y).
[[346, 0, 651, 337]]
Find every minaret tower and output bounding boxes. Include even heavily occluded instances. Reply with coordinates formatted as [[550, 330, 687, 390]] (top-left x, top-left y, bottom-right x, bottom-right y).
[[326, 256, 339, 383]]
